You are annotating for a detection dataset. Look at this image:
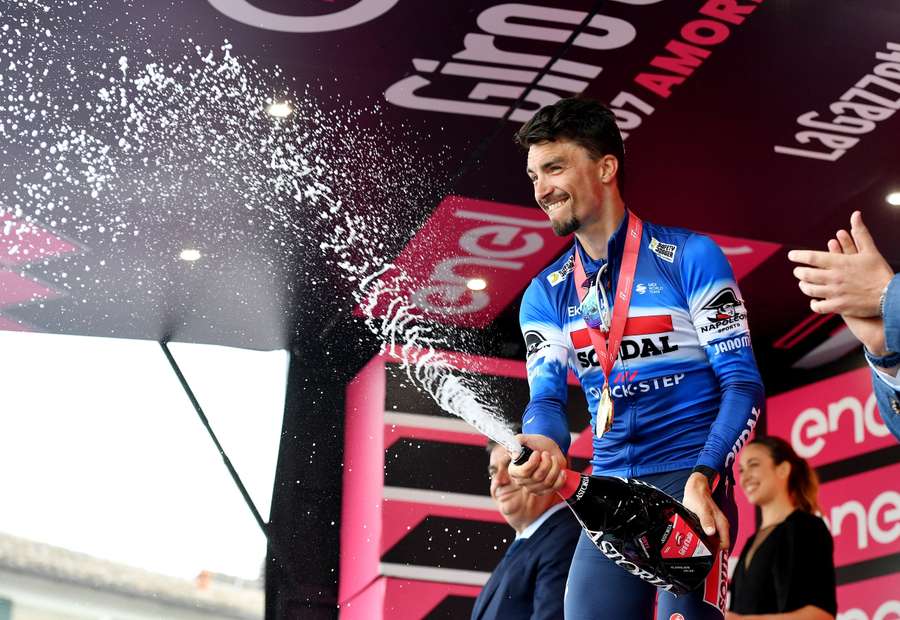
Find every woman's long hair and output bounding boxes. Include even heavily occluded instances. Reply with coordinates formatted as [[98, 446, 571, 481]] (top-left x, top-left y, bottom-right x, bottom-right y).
[[748, 436, 820, 514]]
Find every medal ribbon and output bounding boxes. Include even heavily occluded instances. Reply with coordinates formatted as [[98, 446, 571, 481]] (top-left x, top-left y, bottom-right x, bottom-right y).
[[573, 212, 643, 388]]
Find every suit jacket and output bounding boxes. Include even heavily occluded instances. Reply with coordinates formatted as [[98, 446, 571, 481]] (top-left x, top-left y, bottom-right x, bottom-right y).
[[873, 274, 900, 441], [471, 507, 581, 620]]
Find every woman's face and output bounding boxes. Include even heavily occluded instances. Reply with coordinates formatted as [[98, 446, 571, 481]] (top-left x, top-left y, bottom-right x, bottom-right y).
[[738, 443, 790, 507]]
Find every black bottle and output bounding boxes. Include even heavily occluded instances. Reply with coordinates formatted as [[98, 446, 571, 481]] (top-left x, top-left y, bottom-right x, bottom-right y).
[[513, 446, 719, 595]]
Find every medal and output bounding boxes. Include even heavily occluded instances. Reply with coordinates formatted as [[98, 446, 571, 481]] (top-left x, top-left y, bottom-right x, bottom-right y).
[[573, 211, 643, 441], [579, 264, 611, 332], [597, 384, 614, 438]]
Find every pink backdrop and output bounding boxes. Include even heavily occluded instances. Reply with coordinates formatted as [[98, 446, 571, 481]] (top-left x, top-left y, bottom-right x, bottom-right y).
[[762, 367, 899, 616]]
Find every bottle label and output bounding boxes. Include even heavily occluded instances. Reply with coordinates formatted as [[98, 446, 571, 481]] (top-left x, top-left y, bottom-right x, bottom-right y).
[[660, 514, 711, 559], [574, 475, 590, 501]]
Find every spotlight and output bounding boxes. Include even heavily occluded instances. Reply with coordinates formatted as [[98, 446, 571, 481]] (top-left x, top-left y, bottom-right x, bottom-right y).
[[887, 191, 900, 206], [466, 278, 487, 291], [266, 101, 293, 118], [179, 249, 202, 262]]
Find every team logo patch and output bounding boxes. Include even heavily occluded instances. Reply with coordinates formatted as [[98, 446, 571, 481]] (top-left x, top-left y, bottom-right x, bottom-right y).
[[649, 237, 677, 263], [669, 614, 686, 620], [546, 254, 574, 287], [697, 287, 749, 345], [524, 330, 548, 358], [702, 288, 744, 323]]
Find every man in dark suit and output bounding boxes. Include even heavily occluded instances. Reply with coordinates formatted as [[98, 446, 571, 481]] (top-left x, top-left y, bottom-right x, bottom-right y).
[[471, 441, 581, 620]]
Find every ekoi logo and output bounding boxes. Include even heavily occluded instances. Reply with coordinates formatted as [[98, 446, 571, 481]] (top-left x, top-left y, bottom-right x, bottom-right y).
[[207, 0, 399, 33]]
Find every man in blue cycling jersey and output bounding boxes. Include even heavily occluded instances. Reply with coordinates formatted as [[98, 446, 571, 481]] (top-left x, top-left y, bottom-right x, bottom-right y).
[[507, 98, 765, 619]]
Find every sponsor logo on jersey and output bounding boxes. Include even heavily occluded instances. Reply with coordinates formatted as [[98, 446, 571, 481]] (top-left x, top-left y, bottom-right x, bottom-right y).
[[711, 334, 752, 356], [649, 237, 677, 263], [701, 287, 745, 324], [608, 373, 685, 396], [570, 315, 679, 368], [698, 287, 748, 338], [577, 342, 680, 368], [724, 406, 761, 469], [635, 282, 663, 295], [524, 330, 548, 358], [546, 254, 575, 287]]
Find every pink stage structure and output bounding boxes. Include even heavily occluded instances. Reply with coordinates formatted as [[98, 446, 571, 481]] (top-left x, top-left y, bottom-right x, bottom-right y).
[[767, 368, 900, 616], [338, 351, 591, 618], [339, 352, 898, 619]]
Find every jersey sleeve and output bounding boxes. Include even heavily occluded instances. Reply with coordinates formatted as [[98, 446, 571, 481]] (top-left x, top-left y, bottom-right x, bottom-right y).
[[519, 279, 571, 454], [680, 233, 765, 475]]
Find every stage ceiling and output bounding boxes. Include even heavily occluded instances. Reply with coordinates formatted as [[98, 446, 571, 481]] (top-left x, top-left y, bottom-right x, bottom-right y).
[[2, 0, 899, 392]]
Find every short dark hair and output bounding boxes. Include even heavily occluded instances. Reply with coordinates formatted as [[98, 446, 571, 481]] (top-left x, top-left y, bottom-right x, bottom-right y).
[[514, 97, 626, 194]]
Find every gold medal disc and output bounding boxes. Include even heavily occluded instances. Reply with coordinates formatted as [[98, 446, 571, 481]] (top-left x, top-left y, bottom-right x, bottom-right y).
[[596, 385, 614, 438]]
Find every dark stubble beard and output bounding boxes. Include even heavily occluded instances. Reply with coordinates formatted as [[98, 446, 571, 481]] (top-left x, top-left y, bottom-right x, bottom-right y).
[[552, 215, 580, 236]]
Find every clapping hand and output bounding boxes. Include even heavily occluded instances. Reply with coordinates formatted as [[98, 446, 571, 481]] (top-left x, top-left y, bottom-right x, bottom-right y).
[[788, 210, 894, 356]]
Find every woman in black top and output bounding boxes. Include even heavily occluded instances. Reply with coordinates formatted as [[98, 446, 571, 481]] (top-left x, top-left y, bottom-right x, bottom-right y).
[[727, 436, 836, 620]]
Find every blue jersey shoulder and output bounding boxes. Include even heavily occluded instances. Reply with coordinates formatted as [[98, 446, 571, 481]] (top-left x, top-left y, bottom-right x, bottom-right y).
[[533, 249, 575, 288]]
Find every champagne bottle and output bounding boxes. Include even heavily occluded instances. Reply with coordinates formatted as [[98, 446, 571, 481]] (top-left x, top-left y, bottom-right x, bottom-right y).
[[513, 446, 718, 595]]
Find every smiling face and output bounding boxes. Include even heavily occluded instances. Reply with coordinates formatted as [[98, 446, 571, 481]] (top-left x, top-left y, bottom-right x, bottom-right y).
[[489, 445, 525, 519], [488, 444, 555, 533], [738, 443, 791, 507], [526, 139, 612, 237]]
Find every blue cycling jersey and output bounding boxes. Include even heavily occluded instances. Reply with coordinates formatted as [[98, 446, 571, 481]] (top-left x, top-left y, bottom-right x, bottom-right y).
[[520, 210, 764, 478]]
